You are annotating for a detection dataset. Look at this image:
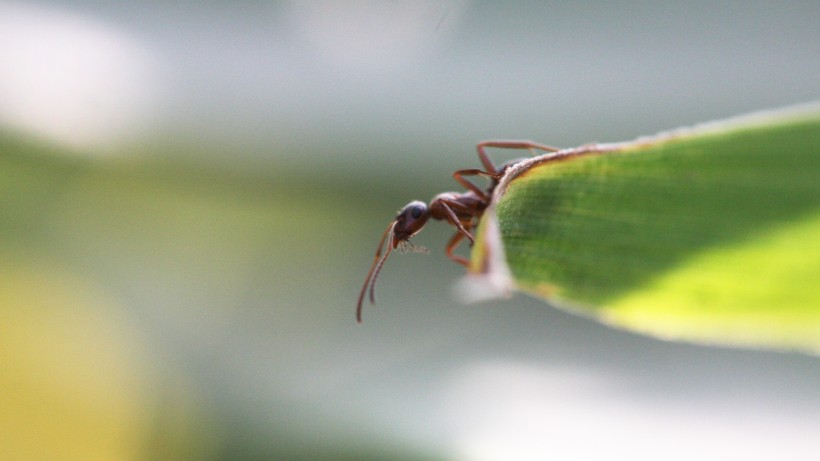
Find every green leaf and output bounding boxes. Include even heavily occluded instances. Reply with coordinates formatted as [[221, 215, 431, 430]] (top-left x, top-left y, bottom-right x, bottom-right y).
[[468, 102, 820, 354]]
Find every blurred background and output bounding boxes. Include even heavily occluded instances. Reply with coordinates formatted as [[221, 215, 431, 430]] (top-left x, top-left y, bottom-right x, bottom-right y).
[[1, 1, 819, 460]]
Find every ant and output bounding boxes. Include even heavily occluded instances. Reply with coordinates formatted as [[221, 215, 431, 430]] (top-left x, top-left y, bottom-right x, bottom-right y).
[[356, 140, 560, 322]]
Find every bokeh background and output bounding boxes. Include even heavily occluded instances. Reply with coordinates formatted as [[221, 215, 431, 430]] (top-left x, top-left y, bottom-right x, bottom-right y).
[[1, 1, 819, 460]]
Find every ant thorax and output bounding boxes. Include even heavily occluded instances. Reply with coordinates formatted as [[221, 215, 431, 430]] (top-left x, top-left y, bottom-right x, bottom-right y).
[[429, 191, 486, 222]]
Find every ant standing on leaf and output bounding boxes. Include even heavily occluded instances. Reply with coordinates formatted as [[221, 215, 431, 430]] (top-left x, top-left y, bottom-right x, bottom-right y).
[[356, 140, 560, 323]]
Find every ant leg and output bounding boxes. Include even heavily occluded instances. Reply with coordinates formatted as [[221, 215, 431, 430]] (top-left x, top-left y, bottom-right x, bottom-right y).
[[445, 231, 469, 266], [453, 168, 498, 200], [437, 200, 475, 245], [475, 140, 561, 173]]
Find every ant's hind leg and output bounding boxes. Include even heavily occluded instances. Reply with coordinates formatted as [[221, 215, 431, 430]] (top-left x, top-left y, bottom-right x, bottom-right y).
[[475, 140, 561, 172], [445, 232, 469, 267]]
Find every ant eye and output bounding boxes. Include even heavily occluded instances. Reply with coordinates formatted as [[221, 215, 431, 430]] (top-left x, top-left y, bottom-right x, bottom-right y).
[[398, 201, 427, 221]]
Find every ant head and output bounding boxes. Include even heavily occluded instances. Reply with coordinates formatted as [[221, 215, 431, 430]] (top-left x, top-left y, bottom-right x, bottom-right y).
[[392, 200, 430, 247], [356, 200, 431, 323]]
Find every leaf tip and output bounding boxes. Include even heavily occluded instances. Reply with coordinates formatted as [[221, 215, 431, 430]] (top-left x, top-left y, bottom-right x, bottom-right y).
[[456, 211, 515, 303]]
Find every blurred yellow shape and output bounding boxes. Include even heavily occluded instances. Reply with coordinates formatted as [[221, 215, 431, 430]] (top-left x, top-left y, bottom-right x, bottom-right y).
[[0, 255, 153, 461]]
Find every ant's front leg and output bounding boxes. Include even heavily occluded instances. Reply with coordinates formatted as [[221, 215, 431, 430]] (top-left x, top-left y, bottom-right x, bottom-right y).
[[435, 199, 476, 245]]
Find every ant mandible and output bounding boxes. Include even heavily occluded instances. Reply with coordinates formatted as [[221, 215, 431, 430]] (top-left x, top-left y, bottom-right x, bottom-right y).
[[356, 140, 560, 322]]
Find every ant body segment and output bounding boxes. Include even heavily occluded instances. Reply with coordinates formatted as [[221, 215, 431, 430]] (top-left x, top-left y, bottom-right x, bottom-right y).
[[356, 140, 560, 322]]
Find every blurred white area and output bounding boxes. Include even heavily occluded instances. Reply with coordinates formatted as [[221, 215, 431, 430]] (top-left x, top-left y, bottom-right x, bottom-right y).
[[286, 0, 468, 76], [443, 361, 819, 461], [133, 0, 820, 172], [0, 1, 161, 152]]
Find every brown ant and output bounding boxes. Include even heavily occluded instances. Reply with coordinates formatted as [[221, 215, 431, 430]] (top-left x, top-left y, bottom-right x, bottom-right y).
[[356, 140, 560, 322]]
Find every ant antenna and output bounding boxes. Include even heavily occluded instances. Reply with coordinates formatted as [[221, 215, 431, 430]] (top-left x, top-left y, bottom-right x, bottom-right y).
[[356, 221, 396, 323]]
